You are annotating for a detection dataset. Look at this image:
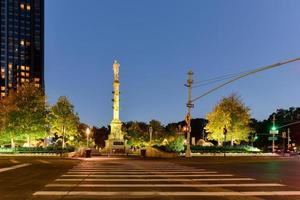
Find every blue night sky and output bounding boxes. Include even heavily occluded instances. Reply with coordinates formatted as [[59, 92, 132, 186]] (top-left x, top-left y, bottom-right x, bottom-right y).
[[45, 0, 300, 127]]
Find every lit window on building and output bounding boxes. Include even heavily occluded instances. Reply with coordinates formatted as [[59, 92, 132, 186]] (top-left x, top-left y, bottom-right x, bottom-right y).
[[26, 41, 30, 46], [20, 40, 25, 46], [35, 84, 40, 88], [1, 68, 4, 73], [8, 63, 12, 70], [1, 86, 5, 91], [21, 78, 25, 83], [26, 66, 30, 71], [21, 65, 26, 70], [21, 72, 25, 77], [20, 3, 25, 10], [8, 83, 12, 88], [26, 5, 31, 11], [1, 92, 5, 97], [26, 73, 30, 77], [25, 79, 29, 82], [34, 78, 40, 82]]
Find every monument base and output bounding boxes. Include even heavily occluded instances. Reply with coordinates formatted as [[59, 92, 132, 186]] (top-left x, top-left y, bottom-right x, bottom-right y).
[[105, 139, 126, 154]]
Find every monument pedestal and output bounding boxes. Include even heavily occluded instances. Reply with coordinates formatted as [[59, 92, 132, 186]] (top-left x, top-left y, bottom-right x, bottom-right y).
[[105, 139, 126, 154], [105, 119, 126, 154]]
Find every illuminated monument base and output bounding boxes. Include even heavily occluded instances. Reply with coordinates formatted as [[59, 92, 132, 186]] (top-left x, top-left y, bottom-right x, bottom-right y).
[[105, 119, 126, 154]]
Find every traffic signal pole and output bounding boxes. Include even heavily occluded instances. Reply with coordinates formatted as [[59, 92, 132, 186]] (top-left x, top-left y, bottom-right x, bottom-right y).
[[185, 70, 194, 158], [287, 128, 290, 148], [272, 114, 276, 153]]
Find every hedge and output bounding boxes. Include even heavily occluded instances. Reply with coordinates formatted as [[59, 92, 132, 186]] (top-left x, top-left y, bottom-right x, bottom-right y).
[[191, 145, 261, 153], [0, 146, 75, 154]]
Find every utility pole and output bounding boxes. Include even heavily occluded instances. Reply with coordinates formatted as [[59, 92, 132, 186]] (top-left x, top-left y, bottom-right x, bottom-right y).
[[272, 114, 276, 153], [287, 128, 290, 149], [185, 70, 194, 158]]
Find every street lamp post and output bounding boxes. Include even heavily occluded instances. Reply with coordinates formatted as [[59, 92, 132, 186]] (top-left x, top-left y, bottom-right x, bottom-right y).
[[149, 126, 153, 143], [86, 127, 90, 148]]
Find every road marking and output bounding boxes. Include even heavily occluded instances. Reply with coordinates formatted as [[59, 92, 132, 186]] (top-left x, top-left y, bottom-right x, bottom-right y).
[[55, 178, 254, 182], [70, 170, 204, 172], [66, 171, 218, 174], [71, 167, 200, 171], [37, 159, 51, 164], [61, 174, 234, 178], [33, 191, 300, 196], [46, 183, 284, 188], [9, 159, 20, 164], [0, 163, 31, 173]]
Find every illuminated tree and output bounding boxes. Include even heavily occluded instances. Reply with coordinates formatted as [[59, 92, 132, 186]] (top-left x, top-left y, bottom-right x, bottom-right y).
[[205, 94, 251, 146], [48, 96, 80, 148], [0, 82, 47, 147], [149, 119, 165, 143], [124, 121, 149, 147]]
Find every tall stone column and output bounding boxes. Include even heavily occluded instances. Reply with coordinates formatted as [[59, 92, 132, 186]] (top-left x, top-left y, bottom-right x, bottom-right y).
[[112, 60, 120, 122], [106, 60, 125, 153]]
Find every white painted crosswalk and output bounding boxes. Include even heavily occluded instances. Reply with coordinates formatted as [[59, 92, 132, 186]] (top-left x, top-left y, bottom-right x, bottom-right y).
[[33, 160, 300, 199]]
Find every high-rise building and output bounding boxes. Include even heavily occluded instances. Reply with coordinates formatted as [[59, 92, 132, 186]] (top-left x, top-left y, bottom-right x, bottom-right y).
[[0, 0, 44, 98]]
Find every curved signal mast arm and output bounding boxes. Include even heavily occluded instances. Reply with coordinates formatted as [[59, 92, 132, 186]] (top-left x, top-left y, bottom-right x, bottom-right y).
[[191, 57, 300, 103]]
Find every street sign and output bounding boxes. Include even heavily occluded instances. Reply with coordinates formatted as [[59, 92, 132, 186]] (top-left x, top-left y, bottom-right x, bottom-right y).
[[268, 136, 278, 141], [185, 113, 191, 124], [282, 132, 286, 138], [186, 103, 194, 108], [269, 130, 279, 134]]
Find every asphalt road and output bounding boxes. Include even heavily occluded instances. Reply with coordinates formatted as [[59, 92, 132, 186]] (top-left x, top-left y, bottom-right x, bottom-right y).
[[0, 156, 299, 200]]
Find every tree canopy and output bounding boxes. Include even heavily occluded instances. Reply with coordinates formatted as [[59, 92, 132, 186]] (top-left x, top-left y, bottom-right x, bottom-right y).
[[0, 83, 47, 147], [48, 96, 80, 148], [205, 94, 251, 145]]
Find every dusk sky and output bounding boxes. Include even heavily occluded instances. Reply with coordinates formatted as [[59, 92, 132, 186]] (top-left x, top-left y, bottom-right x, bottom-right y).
[[45, 0, 300, 127]]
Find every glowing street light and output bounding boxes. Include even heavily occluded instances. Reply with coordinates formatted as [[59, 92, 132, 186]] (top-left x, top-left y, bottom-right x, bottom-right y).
[[86, 127, 91, 148]]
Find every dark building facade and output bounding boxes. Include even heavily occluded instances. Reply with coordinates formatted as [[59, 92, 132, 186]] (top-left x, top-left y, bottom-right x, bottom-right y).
[[0, 0, 44, 98]]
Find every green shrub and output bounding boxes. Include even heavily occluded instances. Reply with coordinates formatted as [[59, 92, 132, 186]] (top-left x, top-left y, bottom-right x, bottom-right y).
[[165, 136, 185, 153], [0, 146, 75, 154], [191, 145, 261, 153]]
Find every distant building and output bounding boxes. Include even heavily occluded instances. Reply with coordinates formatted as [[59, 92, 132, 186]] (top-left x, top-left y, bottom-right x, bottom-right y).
[[0, 0, 44, 98]]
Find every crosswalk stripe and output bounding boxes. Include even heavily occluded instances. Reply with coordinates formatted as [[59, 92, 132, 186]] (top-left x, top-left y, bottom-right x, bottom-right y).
[[33, 191, 300, 196], [66, 171, 218, 174], [62, 174, 233, 177], [69, 169, 206, 172], [71, 168, 200, 170], [0, 163, 31, 173], [46, 183, 284, 188], [55, 178, 254, 182]]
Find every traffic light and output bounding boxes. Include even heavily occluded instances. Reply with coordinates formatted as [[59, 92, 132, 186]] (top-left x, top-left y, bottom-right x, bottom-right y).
[[271, 126, 277, 131]]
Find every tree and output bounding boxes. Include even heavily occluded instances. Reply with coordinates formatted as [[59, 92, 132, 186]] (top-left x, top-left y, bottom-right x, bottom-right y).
[[48, 96, 80, 148], [0, 82, 47, 147], [149, 119, 165, 143], [205, 94, 251, 146], [124, 121, 149, 148]]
